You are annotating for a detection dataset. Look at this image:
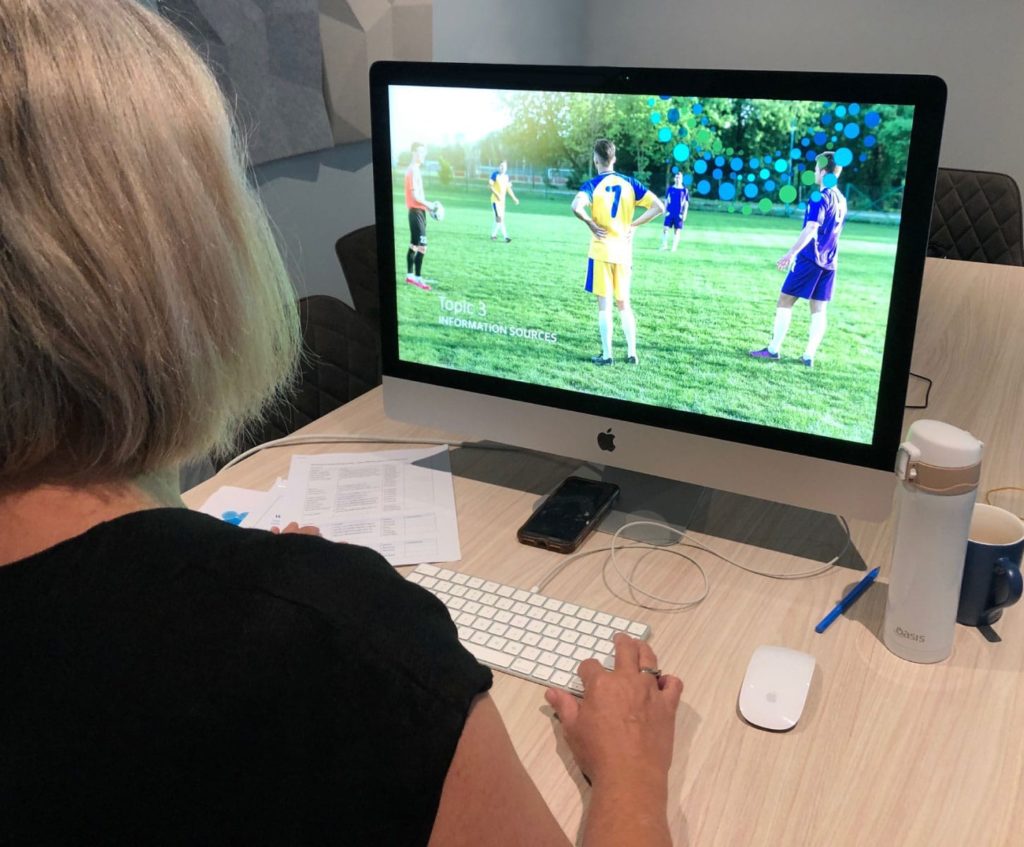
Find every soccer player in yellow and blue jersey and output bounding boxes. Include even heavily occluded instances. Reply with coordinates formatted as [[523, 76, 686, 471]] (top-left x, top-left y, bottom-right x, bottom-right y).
[[572, 139, 665, 365], [489, 160, 519, 242]]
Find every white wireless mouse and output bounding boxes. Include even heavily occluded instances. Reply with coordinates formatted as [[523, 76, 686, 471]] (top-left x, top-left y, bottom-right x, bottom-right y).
[[738, 645, 816, 731]]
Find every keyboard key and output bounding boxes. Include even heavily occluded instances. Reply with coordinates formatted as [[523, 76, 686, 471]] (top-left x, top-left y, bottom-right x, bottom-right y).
[[594, 612, 612, 625], [534, 665, 554, 681], [467, 576, 484, 589], [419, 564, 440, 576], [462, 640, 513, 668], [551, 670, 571, 687], [555, 656, 576, 672], [512, 657, 537, 675]]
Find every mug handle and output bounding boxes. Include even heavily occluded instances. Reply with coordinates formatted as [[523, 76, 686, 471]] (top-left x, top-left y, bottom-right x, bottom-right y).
[[987, 558, 1024, 617]]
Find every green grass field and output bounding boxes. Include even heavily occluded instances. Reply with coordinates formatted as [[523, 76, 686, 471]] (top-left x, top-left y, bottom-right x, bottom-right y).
[[392, 183, 899, 443]]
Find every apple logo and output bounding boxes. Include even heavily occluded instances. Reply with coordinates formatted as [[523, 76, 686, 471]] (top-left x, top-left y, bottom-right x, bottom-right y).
[[597, 428, 616, 452]]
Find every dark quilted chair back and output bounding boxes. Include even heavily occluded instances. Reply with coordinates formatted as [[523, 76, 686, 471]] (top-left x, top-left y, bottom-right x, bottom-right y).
[[928, 168, 1023, 266], [214, 226, 381, 468]]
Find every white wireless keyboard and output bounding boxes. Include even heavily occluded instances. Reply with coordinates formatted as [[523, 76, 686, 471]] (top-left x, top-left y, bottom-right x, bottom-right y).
[[407, 564, 651, 694]]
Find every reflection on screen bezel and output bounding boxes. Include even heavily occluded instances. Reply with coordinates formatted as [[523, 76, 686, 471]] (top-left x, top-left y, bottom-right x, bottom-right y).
[[369, 61, 946, 472]]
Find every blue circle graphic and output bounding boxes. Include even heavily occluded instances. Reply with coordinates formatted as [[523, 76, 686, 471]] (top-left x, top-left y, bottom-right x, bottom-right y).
[[712, 168, 723, 180], [658, 127, 672, 143], [764, 179, 776, 191], [715, 155, 725, 166], [744, 183, 758, 198], [749, 157, 760, 169], [730, 157, 743, 172], [843, 123, 860, 139], [813, 131, 827, 145], [759, 167, 770, 179], [821, 112, 833, 126], [694, 159, 708, 174], [668, 107, 680, 123], [834, 147, 854, 167], [864, 135, 876, 147], [822, 173, 838, 188], [693, 103, 703, 114], [673, 143, 690, 162], [697, 179, 711, 194], [773, 159, 787, 173], [849, 103, 861, 115], [810, 190, 822, 202], [865, 111, 881, 128], [835, 105, 847, 118], [719, 183, 736, 201]]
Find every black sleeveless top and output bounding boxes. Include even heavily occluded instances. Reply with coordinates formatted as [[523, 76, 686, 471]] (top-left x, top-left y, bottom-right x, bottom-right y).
[[0, 509, 492, 845]]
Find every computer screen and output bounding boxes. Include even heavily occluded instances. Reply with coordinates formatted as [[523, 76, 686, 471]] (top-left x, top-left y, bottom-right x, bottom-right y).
[[369, 63, 946, 520]]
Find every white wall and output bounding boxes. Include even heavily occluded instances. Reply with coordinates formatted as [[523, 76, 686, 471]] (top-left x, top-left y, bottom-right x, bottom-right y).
[[581, 0, 1024, 192], [434, 0, 586, 63]]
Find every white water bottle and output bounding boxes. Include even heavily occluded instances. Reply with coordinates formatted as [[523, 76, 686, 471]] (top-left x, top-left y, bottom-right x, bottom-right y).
[[883, 420, 983, 663]]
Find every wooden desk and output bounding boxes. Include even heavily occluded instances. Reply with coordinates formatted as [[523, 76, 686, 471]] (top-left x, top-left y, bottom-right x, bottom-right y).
[[185, 258, 1024, 846]]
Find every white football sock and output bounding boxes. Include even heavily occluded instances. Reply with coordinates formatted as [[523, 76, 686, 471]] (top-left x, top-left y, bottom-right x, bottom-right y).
[[598, 309, 613, 359], [619, 307, 637, 358], [501, 222, 508, 238], [768, 307, 793, 355], [805, 311, 827, 359]]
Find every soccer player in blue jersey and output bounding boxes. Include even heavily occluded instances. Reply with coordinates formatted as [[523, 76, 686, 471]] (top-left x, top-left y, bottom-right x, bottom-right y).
[[750, 151, 847, 367], [572, 139, 665, 365], [489, 160, 519, 242], [660, 171, 690, 251]]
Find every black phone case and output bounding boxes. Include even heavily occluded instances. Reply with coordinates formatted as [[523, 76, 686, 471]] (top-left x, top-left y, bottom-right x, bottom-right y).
[[516, 477, 620, 553]]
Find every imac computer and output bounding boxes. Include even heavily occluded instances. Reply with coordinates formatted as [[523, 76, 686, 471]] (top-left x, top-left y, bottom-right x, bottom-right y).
[[368, 62, 946, 522]]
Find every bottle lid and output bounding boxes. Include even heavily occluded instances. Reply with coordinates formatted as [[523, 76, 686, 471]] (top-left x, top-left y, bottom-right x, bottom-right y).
[[904, 420, 983, 469]]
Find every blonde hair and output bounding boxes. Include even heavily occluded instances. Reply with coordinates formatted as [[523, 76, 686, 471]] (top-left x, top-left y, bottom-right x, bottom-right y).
[[0, 0, 301, 488]]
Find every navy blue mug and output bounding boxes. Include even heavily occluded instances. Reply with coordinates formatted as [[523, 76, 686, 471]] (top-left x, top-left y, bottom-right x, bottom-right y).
[[957, 504, 1024, 627]]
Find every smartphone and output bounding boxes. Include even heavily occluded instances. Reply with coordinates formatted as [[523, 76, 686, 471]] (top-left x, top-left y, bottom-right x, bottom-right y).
[[516, 476, 621, 553]]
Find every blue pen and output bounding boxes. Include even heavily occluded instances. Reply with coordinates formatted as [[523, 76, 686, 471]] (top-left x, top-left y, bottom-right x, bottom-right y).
[[814, 567, 880, 633]]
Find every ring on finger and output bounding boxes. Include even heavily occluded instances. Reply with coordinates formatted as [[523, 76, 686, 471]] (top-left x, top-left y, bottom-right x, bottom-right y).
[[639, 666, 662, 678]]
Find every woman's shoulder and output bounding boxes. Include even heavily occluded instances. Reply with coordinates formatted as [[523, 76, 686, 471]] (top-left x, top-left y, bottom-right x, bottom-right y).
[[112, 508, 492, 702]]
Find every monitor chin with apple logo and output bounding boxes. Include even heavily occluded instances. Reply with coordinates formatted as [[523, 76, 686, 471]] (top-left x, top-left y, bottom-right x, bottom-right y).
[[597, 429, 616, 453], [371, 60, 946, 523]]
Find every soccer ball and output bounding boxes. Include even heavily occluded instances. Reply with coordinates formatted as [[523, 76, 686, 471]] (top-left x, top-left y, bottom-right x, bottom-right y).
[[429, 201, 445, 222]]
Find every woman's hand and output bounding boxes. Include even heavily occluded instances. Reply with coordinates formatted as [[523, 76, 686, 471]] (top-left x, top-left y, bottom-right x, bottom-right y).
[[544, 632, 683, 789], [270, 521, 321, 537]]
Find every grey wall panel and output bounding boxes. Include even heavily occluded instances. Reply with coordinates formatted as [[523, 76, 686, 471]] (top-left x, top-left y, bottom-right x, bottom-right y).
[[157, 0, 334, 165]]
